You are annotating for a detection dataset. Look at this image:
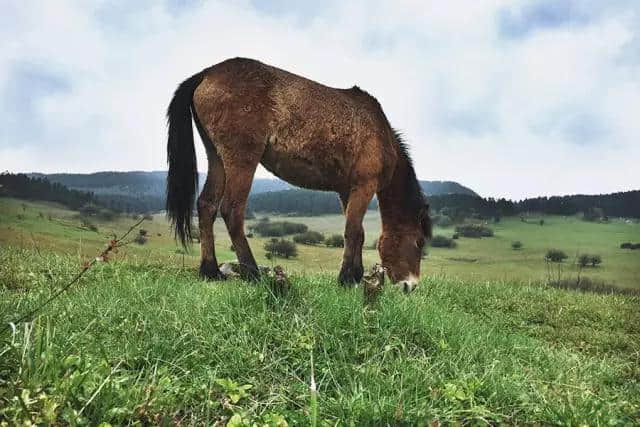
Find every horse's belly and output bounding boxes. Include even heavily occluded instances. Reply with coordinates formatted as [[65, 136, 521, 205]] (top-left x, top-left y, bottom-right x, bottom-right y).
[[260, 138, 349, 192]]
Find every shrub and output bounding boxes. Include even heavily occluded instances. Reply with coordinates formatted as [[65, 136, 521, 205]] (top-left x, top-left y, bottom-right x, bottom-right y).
[[264, 238, 298, 258], [16, 214, 25, 220], [139, 229, 148, 237], [511, 241, 522, 250], [433, 214, 452, 227], [454, 224, 494, 238], [452, 233, 459, 240], [326, 234, 344, 248], [431, 235, 456, 248], [578, 254, 603, 267], [539, 219, 544, 226], [578, 254, 591, 268], [81, 218, 98, 232], [620, 242, 640, 250], [293, 231, 324, 245], [250, 221, 308, 237], [134, 234, 147, 245], [545, 249, 568, 263], [247, 232, 254, 238]]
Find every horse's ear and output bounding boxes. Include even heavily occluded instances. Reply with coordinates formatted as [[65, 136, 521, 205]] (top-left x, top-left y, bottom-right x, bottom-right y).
[[419, 204, 432, 239]]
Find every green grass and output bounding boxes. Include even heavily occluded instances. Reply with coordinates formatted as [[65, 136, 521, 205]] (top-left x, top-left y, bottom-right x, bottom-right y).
[[2, 198, 639, 289], [1, 197, 640, 423], [1, 247, 639, 425]]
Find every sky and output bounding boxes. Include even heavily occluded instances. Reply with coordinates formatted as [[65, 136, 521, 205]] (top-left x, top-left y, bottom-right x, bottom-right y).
[[1, 0, 639, 200]]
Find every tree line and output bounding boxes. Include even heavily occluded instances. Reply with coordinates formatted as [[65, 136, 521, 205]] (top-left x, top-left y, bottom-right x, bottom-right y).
[[0, 173, 95, 210], [248, 189, 640, 219], [3, 172, 639, 219]]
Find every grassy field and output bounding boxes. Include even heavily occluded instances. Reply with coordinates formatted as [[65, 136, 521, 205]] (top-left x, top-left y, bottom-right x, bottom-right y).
[[1, 197, 639, 289], [1, 247, 639, 425], [1, 197, 640, 424]]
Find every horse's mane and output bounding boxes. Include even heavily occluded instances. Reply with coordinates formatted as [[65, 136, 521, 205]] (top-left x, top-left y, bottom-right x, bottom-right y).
[[392, 128, 427, 212]]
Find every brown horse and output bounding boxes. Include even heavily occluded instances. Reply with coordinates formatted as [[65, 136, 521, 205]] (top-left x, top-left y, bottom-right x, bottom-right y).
[[166, 58, 431, 292]]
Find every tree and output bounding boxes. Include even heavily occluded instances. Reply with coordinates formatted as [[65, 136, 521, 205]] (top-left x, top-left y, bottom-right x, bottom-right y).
[[578, 254, 591, 268], [431, 235, 456, 248], [326, 234, 344, 248], [264, 238, 298, 258], [578, 253, 602, 268], [134, 234, 147, 245], [511, 241, 522, 250], [545, 249, 568, 263], [250, 221, 308, 237], [454, 224, 494, 238], [293, 231, 324, 245]]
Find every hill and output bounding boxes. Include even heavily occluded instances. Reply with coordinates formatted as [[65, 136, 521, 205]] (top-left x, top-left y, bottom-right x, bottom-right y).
[[0, 172, 95, 210], [30, 171, 477, 213]]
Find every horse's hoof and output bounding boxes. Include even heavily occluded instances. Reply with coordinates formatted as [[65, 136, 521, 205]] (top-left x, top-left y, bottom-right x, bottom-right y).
[[240, 266, 260, 282], [338, 267, 363, 286], [199, 261, 225, 281]]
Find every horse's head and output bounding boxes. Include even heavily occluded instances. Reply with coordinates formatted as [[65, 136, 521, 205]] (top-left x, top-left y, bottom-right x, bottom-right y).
[[378, 204, 431, 293]]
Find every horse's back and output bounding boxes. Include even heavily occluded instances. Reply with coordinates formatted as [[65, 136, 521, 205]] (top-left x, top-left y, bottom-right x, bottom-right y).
[[193, 58, 396, 193]]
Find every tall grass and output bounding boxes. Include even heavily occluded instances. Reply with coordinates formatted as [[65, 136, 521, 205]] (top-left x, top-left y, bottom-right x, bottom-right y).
[[1, 246, 639, 424]]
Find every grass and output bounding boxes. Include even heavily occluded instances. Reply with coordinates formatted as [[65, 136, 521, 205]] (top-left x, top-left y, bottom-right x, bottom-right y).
[[2, 198, 639, 290], [1, 197, 640, 423], [1, 247, 639, 425]]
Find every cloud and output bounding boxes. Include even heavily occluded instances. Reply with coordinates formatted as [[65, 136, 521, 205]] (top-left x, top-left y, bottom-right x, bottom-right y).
[[1, 0, 639, 199], [498, 0, 594, 38]]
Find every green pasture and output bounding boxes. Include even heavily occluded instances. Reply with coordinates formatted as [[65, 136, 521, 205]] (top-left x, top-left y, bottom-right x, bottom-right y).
[[1, 197, 638, 289], [1, 247, 639, 424]]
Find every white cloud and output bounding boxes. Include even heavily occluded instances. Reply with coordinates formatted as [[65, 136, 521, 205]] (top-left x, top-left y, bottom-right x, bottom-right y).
[[1, 0, 638, 198]]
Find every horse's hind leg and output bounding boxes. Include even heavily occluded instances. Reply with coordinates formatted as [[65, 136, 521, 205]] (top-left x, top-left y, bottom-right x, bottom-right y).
[[219, 152, 263, 280], [198, 148, 226, 280]]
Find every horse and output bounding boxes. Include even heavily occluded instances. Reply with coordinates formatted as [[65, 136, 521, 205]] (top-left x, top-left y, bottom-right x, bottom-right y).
[[166, 58, 431, 292]]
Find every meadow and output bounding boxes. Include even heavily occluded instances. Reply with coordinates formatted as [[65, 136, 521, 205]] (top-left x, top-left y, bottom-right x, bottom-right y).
[[1, 197, 639, 289], [1, 197, 639, 424]]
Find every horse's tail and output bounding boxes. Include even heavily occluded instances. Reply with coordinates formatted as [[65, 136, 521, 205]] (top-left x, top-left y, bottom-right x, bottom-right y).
[[166, 71, 205, 248]]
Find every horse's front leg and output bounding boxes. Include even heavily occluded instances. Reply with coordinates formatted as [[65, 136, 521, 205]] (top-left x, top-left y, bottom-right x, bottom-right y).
[[338, 184, 375, 285]]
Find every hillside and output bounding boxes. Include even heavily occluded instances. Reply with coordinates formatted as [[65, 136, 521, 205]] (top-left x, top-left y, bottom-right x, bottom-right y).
[[31, 171, 477, 213], [31, 172, 292, 213]]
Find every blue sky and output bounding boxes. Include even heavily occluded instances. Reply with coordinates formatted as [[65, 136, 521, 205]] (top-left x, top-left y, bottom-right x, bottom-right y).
[[1, 0, 638, 199]]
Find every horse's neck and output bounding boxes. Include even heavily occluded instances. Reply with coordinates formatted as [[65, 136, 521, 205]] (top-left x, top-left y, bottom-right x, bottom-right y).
[[377, 157, 416, 233]]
